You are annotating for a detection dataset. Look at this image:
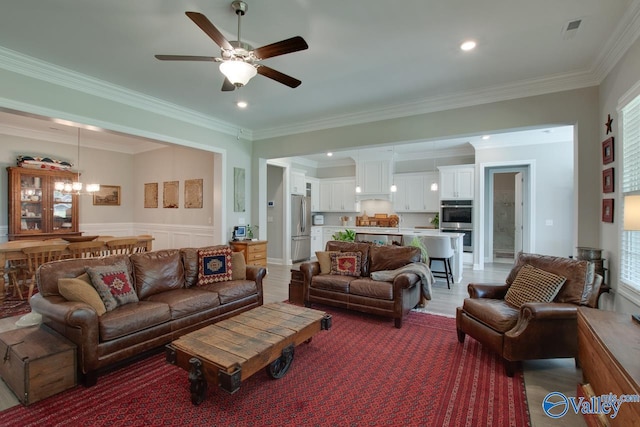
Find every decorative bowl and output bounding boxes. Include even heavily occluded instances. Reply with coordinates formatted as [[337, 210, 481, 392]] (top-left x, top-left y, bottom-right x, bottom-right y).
[[63, 235, 98, 243]]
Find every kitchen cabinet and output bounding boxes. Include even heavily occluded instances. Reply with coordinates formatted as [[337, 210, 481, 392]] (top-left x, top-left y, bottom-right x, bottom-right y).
[[318, 178, 359, 212], [356, 159, 391, 196], [291, 170, 306, 195], [392, 172, 439, 212], [321, 227, 342, 249], [7, 167, 80, 240], [439, 165, 474, 200], [310, 226, 323, 254], [305, 177, 320, 212]]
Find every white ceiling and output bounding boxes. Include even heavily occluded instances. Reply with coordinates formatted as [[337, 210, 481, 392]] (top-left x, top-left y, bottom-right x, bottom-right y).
[[0, 1, 636, 162]]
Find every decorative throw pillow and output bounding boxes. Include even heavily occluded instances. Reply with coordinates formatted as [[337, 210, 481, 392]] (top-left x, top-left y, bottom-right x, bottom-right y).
[[198, 247, 233, 285], [87, 262, 138, 311], [58, 273, 107, 316], [231, 251, 247, 281], [316, 251, 338, 275], [504, 264, 566, 308], [329, 252, 362, 277]]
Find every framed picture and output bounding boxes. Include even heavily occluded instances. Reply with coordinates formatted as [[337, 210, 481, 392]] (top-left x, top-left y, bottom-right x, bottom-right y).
[[234, 167, 246, 212], [602, 168, 614, 193], [184, 179, 203, 209], [93, 185, 121, 206], [602, 198, 614, 223], [602, 137, 614, 164], [163, 181, 179, 208], [144, 183, 158, 208]]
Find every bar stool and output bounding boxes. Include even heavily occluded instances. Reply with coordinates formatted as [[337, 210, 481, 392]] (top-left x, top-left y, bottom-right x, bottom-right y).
[[423, 236, 454, 289]]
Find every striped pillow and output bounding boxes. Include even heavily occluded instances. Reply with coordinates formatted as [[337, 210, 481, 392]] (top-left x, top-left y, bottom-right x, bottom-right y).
[[505, 264, 566, 308]]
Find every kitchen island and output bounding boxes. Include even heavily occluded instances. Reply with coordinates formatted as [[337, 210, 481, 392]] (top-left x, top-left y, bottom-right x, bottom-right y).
[[317, 226, 465, 283]]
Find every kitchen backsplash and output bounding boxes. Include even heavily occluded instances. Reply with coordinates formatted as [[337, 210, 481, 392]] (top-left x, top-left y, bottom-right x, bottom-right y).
[[318, 199, 437, 228]]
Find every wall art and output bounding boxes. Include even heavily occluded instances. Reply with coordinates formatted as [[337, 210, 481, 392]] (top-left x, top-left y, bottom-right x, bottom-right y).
[[163, 181, 179, 208], [144, 182, 158, 208], [184, 178, 203, 209]]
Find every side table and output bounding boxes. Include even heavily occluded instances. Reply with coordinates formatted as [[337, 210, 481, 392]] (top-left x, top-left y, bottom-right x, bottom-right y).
[[230, 240, 267, 267]]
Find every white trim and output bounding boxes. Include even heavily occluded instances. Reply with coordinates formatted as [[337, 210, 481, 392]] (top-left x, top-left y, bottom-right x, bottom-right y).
[[477, 160, 537, 270], [0, 47, 252, 140], [618, 281, 640, 307]]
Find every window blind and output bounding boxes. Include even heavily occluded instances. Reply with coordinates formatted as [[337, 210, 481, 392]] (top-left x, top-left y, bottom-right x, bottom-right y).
[[621, 94, 640, 293]]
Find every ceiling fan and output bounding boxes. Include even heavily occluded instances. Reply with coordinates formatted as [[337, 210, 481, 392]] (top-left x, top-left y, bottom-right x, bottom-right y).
[[155, 1, 308, 91]]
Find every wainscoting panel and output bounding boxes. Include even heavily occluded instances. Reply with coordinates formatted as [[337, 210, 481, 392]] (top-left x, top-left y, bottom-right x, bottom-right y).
[[80, 223, 216, 250]]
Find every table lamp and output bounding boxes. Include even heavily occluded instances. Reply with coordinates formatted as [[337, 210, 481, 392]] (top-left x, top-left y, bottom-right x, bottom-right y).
[[624, 195, 640, 231], [623, 195, 640, 325]]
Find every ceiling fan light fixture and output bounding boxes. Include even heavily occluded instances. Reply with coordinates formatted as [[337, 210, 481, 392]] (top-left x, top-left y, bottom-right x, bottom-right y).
[[219, 61, 257, 87]]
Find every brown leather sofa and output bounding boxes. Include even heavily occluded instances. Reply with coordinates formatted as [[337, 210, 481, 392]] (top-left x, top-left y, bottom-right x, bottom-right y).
[[30, 246, 266, 385], [300, 241, 422, 328], [456, 252, 603, 376]]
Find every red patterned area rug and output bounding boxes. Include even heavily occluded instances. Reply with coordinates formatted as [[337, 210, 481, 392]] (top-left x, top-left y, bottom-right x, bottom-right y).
[[0, 292, 32, 320], [0, 308, 530, 426]]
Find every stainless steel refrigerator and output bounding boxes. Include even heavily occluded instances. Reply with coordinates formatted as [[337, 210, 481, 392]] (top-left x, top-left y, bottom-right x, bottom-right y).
[[291, 194, 311, 262]]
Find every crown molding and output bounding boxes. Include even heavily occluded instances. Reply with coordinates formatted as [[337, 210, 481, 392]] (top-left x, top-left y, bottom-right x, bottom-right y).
[[251, 70, 599, 141], [591, 0, 640, 82], [0, 46, 252, 141]]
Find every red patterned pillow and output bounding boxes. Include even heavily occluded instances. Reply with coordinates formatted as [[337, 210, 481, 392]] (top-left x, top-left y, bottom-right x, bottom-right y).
[[198, 247, 233, 285], [87, 262, 138, 311], [329, 252, 362, 277]]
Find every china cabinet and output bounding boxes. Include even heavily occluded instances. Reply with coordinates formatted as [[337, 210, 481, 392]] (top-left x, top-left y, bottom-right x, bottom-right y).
[[7, 167, 80, 240]]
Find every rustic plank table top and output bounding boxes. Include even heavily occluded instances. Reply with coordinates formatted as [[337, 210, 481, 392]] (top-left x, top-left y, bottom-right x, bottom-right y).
[[167, 302, 331, 405]]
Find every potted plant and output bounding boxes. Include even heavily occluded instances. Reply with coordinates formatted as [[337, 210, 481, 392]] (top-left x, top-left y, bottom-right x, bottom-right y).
[[332, 229, 356, 242]]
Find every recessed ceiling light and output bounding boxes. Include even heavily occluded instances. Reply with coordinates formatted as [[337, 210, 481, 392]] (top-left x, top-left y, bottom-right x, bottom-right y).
[[236, 101, 248, 109], [327, 152, 333, 157], [460, 40, 477, 51], [482, 135, 490, 140]]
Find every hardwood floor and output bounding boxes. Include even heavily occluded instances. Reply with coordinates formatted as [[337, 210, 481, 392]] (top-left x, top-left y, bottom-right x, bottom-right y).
[[0, 262, 586, 425]]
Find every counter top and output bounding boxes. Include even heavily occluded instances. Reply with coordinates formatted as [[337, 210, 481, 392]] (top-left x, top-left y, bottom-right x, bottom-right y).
[[312, 225, 464, 237]]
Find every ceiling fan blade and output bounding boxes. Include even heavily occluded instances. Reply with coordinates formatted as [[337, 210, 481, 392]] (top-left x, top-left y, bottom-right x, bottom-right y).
[[257, 66, 302, 88], [221, 78, 236, 91], [253, 36, 308, 60], [185, 11, 233, 51], [155, 55, 217, 61]]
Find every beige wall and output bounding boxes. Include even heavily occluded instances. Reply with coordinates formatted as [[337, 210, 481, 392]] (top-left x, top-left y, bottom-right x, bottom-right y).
[[254, 87, 601, 251], [598, 34, 640, 312]]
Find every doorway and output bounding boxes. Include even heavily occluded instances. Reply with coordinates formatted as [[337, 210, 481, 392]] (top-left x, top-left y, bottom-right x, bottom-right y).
[[486, 166, 530, 264]]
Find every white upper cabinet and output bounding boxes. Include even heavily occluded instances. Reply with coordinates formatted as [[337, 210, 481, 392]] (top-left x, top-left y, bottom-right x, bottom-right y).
[[318, 178, 359, 212], [305, 177, 320, 212], [392, 172, 439, 212], [439, 165, 474, 200], [356, 159, 392, 197], [291, 170, 306, 195]]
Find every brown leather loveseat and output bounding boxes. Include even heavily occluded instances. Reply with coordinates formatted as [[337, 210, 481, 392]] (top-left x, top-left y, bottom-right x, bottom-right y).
[[300, 241, 425, 328], [30, 246, 266, 385], [456, 252, 603, 376]]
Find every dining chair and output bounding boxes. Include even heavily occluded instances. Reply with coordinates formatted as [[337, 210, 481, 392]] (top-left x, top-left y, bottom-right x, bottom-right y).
[[105, 238, 138, 255], [22, 243, 68, 299], [67, 241, 105, 259], [2, 240, 40, 299], [133, 235, 152, 253], [423, 236, 455, 288]]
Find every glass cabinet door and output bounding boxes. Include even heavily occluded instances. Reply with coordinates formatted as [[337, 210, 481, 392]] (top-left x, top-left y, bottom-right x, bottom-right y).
[[19, 173, 44, 233], [52, 179, 75, 233]]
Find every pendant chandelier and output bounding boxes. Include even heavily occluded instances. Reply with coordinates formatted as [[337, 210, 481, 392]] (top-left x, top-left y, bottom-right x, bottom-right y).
[[55, 128, 100, 194]]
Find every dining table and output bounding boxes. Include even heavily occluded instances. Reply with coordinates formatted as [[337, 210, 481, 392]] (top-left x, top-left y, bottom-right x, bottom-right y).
[[0, 235, 154, 303]]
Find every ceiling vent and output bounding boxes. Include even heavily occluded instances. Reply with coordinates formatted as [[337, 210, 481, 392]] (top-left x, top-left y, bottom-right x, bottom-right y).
[[562, 19, 582, 40]]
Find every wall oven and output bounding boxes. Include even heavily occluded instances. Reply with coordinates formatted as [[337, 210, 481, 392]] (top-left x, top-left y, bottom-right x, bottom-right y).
[[441, 200, 473, 252]]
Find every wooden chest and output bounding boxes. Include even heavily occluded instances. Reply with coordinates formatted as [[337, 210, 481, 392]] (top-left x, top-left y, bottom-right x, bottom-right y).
[[289, 269, 304, 305], [230, 240, 267, 267], [0, 326, 77, 405]]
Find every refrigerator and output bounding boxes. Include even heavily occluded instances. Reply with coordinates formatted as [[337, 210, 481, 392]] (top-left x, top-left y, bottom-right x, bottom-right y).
[[291, 194, 312, 263]]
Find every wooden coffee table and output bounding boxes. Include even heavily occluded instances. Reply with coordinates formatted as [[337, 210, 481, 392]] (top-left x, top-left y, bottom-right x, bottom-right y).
[[166, 302, 331, 405]]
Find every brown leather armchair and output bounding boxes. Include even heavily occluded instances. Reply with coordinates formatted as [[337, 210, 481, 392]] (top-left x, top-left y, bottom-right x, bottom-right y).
[[456, 253, 603, 376]]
